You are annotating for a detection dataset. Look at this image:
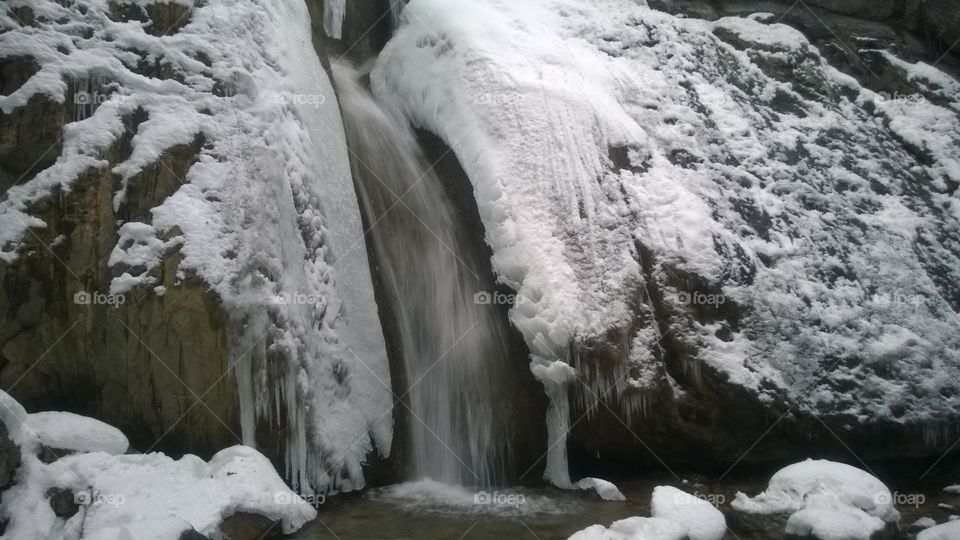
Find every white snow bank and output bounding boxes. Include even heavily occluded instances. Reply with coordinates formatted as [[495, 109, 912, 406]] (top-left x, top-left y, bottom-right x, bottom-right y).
[[918, 520, 960, 540], [0, 392, 315, 539], [576, 477, 626, 502], [732, 460, 898, 539], [67, 446, 316, 536], [1, 445, 317, 539], [25, 412, 128, 455], [651, 486, 725, 540], [568, 516, 688, 540]]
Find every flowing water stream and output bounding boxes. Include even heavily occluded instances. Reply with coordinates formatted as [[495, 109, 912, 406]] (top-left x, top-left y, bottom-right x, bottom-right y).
[[332, 63, 517, 488]]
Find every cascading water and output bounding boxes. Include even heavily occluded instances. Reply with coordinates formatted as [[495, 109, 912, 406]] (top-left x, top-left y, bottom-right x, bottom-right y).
[[332, 63, 517, 488]]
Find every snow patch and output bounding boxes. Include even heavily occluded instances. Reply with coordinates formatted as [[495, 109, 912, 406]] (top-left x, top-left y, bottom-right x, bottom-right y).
[[25, 412, 128, 455]]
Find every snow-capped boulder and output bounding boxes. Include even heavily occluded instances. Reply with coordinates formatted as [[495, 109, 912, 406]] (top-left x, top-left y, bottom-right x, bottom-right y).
[[373, 0, 960, 469], [576, 477, 626, 502], [731, 460, 899, 540], [569, 516, 690, 540], [918, 520, 960, 540], [26, 411, 128, 459], [651, 486, 725, 540]]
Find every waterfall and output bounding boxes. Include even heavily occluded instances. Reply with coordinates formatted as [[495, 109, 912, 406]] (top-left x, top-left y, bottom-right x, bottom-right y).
[[333, 62, 516, 488]]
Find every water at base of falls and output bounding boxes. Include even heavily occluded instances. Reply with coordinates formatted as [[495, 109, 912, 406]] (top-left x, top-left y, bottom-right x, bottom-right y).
[[333, 62, 516, 488]]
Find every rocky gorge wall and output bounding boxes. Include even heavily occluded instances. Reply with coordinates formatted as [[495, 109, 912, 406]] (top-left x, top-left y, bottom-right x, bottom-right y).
[[0, 0, 395, 495]]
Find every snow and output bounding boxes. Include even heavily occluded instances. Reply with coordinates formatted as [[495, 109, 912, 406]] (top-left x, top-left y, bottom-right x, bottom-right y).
[[576, 477, 626, 502], [1, 0, 392, 494], [945, 485, 960, 494], [732, 460, 899, 539], [913, 517, 938, 530], [372, 0, 960, 441], [918, 520, 960, 540], [651, 486, 725, 540], [0, 390, 30, 447], [568, 517, 689, 540], [0, 392, 315, 539], [25, 412, 128, 455], [2, 447, 317, 539]]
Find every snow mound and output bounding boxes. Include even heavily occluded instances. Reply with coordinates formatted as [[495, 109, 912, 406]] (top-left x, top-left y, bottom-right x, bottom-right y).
[[918, 520, 960, 540], [0, 392, 315, 539], [651, 486, 725, 540], [1, 446, 317, 539], [732, 460, 898, 539], [569, 516, 688, 540], [576, 477, 626, 501], [65, 446, 316, 536], [945, 485, 960, 494], [25, 412, 128, 455]]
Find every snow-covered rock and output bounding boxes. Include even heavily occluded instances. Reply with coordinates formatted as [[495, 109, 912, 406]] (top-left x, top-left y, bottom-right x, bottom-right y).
[[569, 516, 689, 540], [373, 0, 960, 466], [25, 412, 128, 456], [0, 392, 315, 540], [651, 486, 725, 540], [0, 0, 391, 494], [576, 477, 626, 502], [918, 520, 960, 540], [910, 516, 938, 532], [731, 459, 899, 540]]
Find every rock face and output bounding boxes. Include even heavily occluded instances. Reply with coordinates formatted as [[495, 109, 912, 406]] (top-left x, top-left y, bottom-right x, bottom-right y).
[[0, 0, 394, 495], [0, 46, 238, 457], [647, 0, 960, 81], [372, 0, 960, 476]]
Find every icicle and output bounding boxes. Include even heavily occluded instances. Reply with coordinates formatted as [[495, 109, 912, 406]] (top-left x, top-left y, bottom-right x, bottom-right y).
[[530, 357, 576, 489]]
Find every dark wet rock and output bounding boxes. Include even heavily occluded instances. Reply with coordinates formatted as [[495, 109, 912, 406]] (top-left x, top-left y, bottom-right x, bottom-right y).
[[0, 421, 20, 491], [46, 487, 79, 518], [179, 528, 211, 540], [219, 512, 280, 540]]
